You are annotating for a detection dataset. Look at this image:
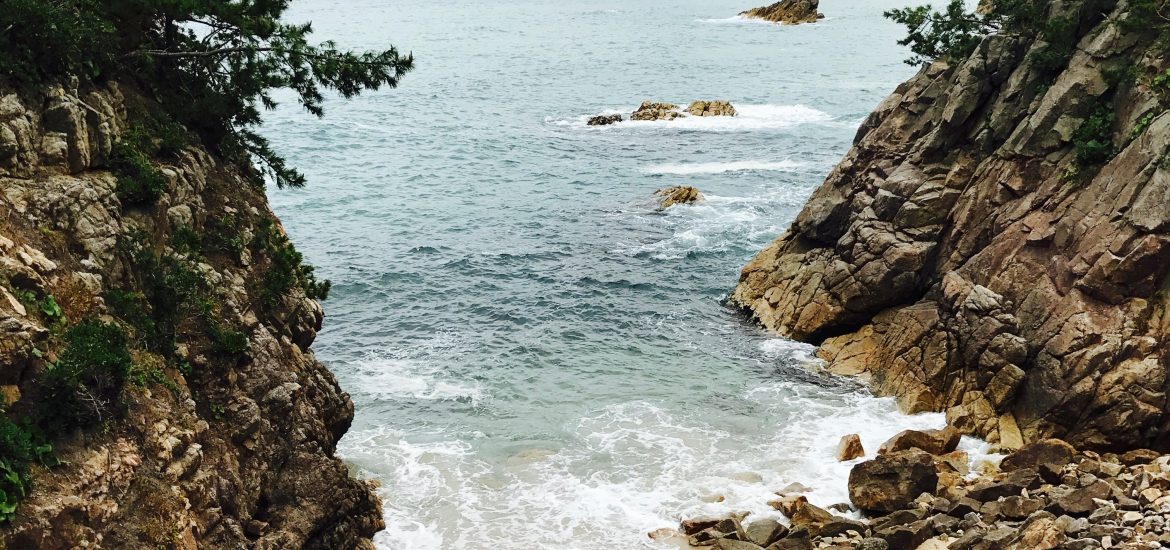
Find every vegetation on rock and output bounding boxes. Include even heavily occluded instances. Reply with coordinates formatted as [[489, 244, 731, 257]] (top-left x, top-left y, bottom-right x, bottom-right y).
[[0, 0, 413, 188]]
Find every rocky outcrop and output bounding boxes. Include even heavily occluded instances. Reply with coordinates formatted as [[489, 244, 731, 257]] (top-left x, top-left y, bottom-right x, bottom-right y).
[[655, 186, 704, 208], [732, 1, 1170, 450], [0, 80, 381, 547], [631, 101, 681, 121], [678, 437, 1170, 549], [740, 0, 824, 25], [587, 113, 622, 126], [687, 100, 737, 117], [837, 433, 865, 461]]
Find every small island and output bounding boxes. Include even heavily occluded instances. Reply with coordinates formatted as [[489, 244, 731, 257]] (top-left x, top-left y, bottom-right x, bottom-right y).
[[741, 0, 825, 24]]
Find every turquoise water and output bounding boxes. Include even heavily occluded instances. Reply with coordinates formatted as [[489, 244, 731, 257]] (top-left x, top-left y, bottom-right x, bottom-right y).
[[262, 1, 953, 548]]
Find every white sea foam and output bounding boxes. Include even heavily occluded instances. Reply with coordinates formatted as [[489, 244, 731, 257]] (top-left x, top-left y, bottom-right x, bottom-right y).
[[349, 348, 487, 404], [344, 383, 976, 550], [643, 159, 805, 175], [547, 104, 833, 132]]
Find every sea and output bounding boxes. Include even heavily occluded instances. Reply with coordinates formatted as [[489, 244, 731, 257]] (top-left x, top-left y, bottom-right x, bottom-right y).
[[261, 1, 986, 548]]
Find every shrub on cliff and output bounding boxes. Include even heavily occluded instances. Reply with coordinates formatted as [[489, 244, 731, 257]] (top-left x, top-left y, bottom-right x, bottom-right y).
[[0, 0, 413, 188], [39, 320, 133, 430]]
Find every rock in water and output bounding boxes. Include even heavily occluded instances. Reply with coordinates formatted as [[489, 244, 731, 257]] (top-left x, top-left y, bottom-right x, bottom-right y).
[[686, 100, 737, 117], [587, 113, 622, 126], [848, 449, 938, 514], [740, 0, 824, 24], [631, 101, 681, 121], [837, 433, 865, 461], [655, 186, 704, 208]]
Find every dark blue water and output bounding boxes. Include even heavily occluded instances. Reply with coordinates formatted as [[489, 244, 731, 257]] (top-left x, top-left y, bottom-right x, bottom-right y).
[[261, 1, 957, 547]]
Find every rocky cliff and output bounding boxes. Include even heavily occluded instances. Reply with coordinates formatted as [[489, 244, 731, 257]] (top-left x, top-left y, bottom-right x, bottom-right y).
[[733, 1, 1170, 451], [0, 79, 382, 548]]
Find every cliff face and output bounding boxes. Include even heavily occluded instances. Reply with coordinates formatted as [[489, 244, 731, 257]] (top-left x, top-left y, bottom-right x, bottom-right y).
[[0, 80, 382, 548], [733, 2, 1170, 451]]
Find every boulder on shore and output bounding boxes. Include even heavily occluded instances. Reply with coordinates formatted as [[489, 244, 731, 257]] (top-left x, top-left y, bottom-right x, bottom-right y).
[[687, 100, 737, 117], [631, 101, 681, 121], [877, 427, 960, 456], [740, 0, 824, 24], [654, 186, 704, 208], [848, 449, 938, 514], [587, 113, 622, 126]]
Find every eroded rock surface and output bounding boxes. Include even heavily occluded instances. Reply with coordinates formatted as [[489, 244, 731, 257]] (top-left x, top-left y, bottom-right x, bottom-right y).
[[655, 185, 704, 208], [631, 101, 681, 121], [687, 100, 737, 117], [740, 0, 824, 24], [0, 80, 382, 548], [732, 1, 1170, 450]]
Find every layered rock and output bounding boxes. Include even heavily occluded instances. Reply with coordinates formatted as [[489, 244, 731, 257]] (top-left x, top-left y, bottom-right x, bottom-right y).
[[655, 186, 704, 208], [740, 0, 824, 25], [0, 80, 382, 547], [732, 1, 1170, 450]]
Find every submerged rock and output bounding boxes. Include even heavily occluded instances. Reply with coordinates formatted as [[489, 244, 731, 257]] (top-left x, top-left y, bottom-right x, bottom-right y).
[[587, 113, 622, 126], [740, 0, 824, 24], [687, 100, 737, 117], [654, 186, 704, 208], [631, 101, 681, 121]]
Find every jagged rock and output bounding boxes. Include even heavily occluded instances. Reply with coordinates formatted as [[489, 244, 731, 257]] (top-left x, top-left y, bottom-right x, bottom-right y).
[[1051, 480, 1113, 516], [1001, 439, 1077, 472], [878, 427, 961, 456], [631, 101, 681, 121], [715, 539, 764, 550], [687, 100, 737, 117], [655, 186, 704, 208], [587, 113, 622, 126], [837, 434, 865, 461], [730, 0, 1170, 451], [848, 449, 938, 514], [739, 0, 824, 24], [873, 518, 934, 549], [769, 493, 808, 517]]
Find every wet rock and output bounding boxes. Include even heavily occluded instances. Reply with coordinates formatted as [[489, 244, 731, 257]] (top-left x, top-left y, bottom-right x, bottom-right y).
[[878, 427, 961, 456], [849, 449, 939, 514], [836, 434, 865, 461], [1000, 439, 1077, 472], [769, 494, 808, 517], [587, 113, 622, 126], [739, 0, 824, 24], [631, 101, 680, 121], [686, 100, 737, 117], [654, 186, 703, 208], [873, 518, 933, 549]]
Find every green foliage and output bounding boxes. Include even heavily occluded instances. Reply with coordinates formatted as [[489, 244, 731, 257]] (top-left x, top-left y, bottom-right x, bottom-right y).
[[0, 415, 53, 522], [884, 0, 1118, 73], [253, 220, 330, 308], [1154, 69, 1170, 92], [1133, 112, 1156, 138], [39, 295, 63, 320], [1, 0, 413, 189], [109, 140, 167, 204], [171, 226, 203, 256], [39, 320, 133, 431], [1073, 105, 1116, 165]]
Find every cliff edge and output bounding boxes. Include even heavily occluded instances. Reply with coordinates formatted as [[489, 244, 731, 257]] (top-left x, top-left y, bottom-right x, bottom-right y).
[[733, 1, 1170, 451], [0, 79, 382, 548]]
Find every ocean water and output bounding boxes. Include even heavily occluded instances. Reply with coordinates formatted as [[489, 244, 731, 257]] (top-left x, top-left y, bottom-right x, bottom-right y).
[[260, 1, 968, 548]]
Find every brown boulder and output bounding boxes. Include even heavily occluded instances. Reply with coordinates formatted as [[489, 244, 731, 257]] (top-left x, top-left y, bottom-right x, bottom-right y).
[[878, 427, 961, 456], [768, 494, 807, 517], [999, 439, 1077, 472], [739, 0, 824, 24], [848, 449, 939, 514], [836, 434, 865, 461], [686, 100, 737, 117], [1050, 480, 1113, 516], [631, 101, 680, 121], [655, 186, 704, 208]]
